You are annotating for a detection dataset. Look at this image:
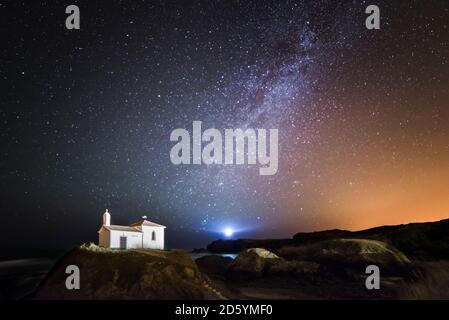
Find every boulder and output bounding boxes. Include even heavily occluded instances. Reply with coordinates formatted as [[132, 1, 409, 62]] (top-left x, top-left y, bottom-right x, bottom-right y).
[[265, 259, 320, 276], [246, 248, 280, 259], [226, 248, 279, 279], [276, 239, 411, 276], [206, 239, 292, 253], [195, 255, 232, 277]]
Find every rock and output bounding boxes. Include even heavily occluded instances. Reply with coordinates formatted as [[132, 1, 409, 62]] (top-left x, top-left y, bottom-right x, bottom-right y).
[[246, 248, 280, 259], [276, 239, 412, 276], [226, 248, 322, 280], [292, 219, 449, 260], [278, 239, 409, 263], [195, 255, 232, 277], [33, 243, 210, 300], [293, 229, 353, 244], [265, 259, 320, 276], [226, 248, 279, 280], [206, 239, 293, 253], [183, 267, 196, 279]]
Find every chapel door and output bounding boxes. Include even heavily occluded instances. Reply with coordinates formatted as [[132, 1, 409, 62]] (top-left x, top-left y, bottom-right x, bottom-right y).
[[119, 236, 127, 249]]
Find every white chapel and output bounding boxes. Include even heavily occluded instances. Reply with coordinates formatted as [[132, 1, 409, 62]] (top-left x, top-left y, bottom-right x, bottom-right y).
[[98, 210, 166, 249]]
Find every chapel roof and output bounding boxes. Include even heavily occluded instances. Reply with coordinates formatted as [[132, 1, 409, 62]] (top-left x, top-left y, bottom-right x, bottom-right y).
[[129, 220, 166, 228], [103, 225, 142, 233]]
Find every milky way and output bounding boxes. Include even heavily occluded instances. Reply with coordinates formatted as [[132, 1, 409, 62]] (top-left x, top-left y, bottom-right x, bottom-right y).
[[1, 1, 448, 249]]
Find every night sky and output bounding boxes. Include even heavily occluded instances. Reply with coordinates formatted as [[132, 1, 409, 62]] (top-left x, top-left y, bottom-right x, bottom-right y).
[[1, 1, 448, 250]]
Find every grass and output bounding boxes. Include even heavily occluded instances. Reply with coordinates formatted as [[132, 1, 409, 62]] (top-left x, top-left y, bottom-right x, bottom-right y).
[[276, 238, 410, 264], [398, 261, 449, 299], [34, 243, 207, 299]]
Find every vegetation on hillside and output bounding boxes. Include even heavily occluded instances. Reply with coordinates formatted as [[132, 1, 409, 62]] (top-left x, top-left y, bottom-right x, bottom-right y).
[[34, 243, 213, 300]]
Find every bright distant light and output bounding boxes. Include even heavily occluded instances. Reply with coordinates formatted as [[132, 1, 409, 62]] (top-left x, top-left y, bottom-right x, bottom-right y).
[[223, 227, 234, 237]]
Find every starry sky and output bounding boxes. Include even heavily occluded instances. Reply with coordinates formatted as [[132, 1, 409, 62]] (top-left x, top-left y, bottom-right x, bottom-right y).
[[1, 1, 448, 250]]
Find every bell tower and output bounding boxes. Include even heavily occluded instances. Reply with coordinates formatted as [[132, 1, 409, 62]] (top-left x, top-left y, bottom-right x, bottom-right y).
[[103, 209, 111, 226]]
